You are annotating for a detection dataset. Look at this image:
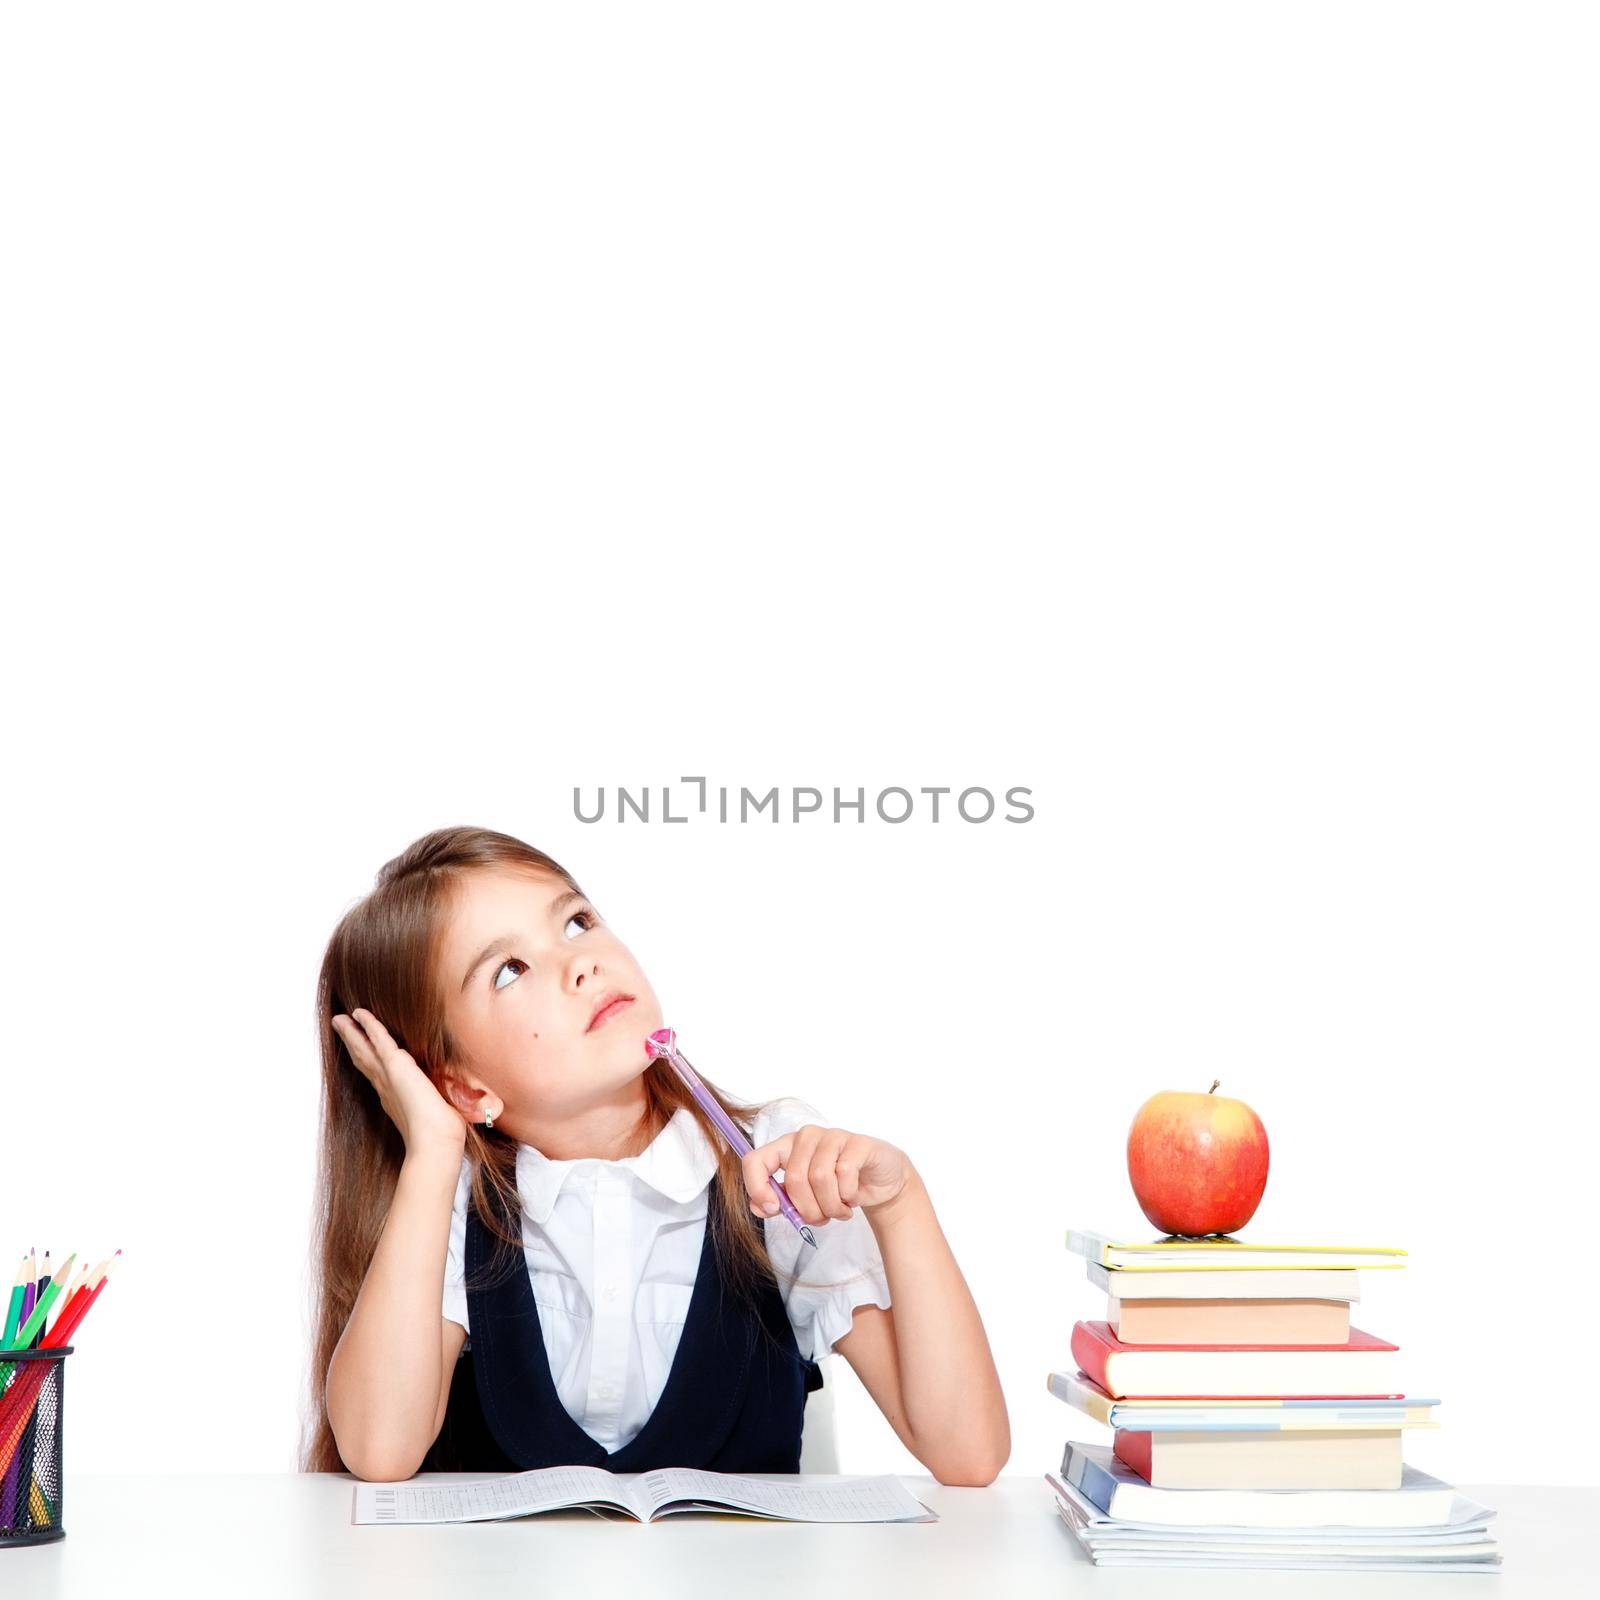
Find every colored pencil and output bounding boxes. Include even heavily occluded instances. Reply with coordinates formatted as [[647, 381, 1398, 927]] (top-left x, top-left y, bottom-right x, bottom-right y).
[[0, 1256, 23, 1531], [10, 1252, 48, 1535], [41, 1260, 79, 1340], [0, 1420, 14, 1530], [0, 1387, 44, 1493], [45, 1253, 119, 1348], [7, 1255, 74, 1352], [1, 1258, 24, 1350], [0, 1260, 37, 1472], [45, 1262, 89, 1338], [15, 1254, 36, 1349], [13, 1425, 37, 1534], [34, 1254, 53, 1336], [0, 1250, 38, 1529]]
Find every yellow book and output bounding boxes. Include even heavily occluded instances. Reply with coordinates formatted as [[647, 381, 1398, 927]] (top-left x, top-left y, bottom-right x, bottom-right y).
[[1066, 1228, 1406, 1271]]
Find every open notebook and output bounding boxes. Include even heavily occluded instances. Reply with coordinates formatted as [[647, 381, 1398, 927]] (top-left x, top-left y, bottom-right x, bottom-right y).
[[352, 1466, 938, 1526]]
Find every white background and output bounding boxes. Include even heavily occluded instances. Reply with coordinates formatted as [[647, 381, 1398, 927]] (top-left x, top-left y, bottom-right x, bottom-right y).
[[2, 3, 1596, 1488]]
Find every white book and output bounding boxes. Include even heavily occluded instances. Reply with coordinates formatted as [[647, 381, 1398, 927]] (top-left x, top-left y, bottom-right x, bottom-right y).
[[1060, 1441, 1459, 1528], [1048, 1369, 1440, 1432], [1056, 1514, 1501, 1570], [1060, 1514, 1501, 1555], [1088, 1260, 1361, 1301], [1050, 1473, 1498, 1543], [1048, 1469, 1501, 1568], [352, 1467, 937, 1526]]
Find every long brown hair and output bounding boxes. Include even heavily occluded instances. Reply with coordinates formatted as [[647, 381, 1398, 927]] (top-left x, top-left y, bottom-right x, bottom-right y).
[[302, 825, 848, 1473]]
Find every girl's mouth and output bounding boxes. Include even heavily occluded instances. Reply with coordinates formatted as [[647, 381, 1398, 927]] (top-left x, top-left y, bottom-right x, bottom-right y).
[[586, 994, 635, 1033]]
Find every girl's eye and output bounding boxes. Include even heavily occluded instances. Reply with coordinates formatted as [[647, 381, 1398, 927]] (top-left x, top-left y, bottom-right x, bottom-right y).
[[489, 910, 600, 991]]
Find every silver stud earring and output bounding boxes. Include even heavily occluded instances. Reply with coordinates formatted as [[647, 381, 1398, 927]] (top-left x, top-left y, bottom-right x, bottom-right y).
[[484, 1111, 494, 1131]]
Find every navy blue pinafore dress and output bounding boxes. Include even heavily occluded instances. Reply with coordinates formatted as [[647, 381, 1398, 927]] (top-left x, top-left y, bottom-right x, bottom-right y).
[[420, 1172, 823, 1474]]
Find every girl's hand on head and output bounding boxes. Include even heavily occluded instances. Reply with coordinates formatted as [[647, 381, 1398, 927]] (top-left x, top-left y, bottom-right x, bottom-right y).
[[742, 1125, 915, 1226], [332, 1008, 468, 1161]]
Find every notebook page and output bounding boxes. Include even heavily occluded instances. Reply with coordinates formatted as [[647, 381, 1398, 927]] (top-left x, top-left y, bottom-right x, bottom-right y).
[[637, 1469, 936, 1523], [353, 1465, 640, 1525]]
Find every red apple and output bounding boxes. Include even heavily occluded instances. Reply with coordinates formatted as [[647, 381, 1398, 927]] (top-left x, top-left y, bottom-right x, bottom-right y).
[[1127, 1081, 1269, 1237]]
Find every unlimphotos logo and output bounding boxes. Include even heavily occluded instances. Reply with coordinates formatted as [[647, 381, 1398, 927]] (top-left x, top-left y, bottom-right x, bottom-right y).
[[574, 779, 1034, 824]]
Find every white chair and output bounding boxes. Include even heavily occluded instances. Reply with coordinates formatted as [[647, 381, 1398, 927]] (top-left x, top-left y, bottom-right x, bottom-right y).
[[797, 1353, 840, 1472]]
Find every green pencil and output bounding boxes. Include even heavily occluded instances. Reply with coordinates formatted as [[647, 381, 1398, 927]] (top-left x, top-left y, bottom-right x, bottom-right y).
[[7, 1252, 74, 1351], [1, 1255, 25, 1349]]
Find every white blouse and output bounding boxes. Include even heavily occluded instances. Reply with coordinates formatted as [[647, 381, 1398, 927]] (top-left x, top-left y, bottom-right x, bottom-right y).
[[441, 1095, 893, 1454]]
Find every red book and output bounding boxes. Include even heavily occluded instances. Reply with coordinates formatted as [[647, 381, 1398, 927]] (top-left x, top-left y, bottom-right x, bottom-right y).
[[1114, 1429, 1156, 1480], [1070, 1319, 1403, 1400]]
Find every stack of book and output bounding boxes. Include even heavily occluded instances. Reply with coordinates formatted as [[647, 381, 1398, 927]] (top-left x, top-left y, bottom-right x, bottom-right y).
[[1045, 1229, 1501, 1573]]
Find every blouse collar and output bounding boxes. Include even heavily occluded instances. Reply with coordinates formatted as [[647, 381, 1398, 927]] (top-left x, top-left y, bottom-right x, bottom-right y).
[[512, 1103, 718, 1224]]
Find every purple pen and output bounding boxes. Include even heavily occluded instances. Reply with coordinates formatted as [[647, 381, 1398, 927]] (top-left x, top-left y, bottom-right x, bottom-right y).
[[645, 1027, 818, 1249]]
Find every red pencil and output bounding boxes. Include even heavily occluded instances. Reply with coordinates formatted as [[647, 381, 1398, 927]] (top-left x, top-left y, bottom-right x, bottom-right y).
[[44, 1250, 120, 1348], [41, 1260, 90, 1340]]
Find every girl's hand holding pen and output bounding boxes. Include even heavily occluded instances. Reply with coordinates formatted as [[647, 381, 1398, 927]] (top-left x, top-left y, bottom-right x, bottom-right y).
[[333, 1008, 468, 1160], [742, 1124, 915, 1226]]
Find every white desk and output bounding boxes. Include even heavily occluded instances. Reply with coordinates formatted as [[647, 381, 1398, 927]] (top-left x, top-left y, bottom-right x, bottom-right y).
[[4, 1473, 1593, 1596]]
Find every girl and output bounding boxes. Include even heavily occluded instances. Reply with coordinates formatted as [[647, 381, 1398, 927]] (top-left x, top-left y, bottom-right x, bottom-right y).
[[304, 826, 1009, 1485]]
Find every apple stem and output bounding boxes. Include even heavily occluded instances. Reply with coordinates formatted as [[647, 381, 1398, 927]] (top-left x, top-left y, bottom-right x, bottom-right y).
[[1209, 1079, 1220, 1094]]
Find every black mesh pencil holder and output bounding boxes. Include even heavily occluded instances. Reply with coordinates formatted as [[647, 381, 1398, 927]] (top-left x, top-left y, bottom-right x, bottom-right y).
[[0, 1347, 71, 1548]]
